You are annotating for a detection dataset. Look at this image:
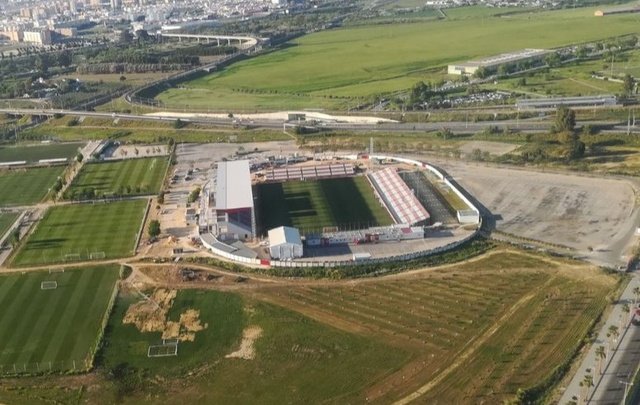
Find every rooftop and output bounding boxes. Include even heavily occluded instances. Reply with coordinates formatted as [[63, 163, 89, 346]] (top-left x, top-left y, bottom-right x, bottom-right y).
[[215, 160, 254, 210], [268, 226, 303, 247]]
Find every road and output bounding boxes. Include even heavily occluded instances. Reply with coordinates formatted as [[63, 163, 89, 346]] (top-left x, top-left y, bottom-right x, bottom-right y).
[[559, 275, 640, 405], [0, 107, 632, 135]]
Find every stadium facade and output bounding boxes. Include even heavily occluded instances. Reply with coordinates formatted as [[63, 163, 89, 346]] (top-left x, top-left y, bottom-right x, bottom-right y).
[[200, 160, 256, 241]]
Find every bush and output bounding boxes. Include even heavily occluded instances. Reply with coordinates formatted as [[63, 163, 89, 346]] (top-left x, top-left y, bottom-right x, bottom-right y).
[[148, 220, 160, 238]]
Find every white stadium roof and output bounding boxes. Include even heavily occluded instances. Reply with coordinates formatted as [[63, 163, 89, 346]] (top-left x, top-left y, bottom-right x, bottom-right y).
[[215, 160, 254, 210]]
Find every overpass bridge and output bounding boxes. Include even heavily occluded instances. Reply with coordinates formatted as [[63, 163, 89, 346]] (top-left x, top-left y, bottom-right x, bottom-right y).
[[159, 33, 258, 49]]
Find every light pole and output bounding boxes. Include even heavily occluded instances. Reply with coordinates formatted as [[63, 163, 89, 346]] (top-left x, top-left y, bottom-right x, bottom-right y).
[[619, 379, 633, 404]]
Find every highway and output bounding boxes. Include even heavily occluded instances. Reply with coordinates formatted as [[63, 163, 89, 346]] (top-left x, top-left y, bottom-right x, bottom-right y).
[[0, 108, 631, 135]]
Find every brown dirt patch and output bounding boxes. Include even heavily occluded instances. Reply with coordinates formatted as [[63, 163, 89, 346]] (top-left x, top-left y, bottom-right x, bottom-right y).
[[123, 288, 207, 342], [225, 326, 263, 360], [123, 289, 176, 333]]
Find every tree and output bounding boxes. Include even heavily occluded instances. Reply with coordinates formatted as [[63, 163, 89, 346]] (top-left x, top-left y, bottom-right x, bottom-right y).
[[119, 75, 127, 82], [76, 152, 83, 163], [554, 106, 576, 133], [118, 30, 133, 44], [35, 53, 49, 74], [188, 187, 201, 203], [473, 66, 488, 79], [148, 220, 161, 238], [173, 118, 186, 129], [582, 374, 594, 399], [58, 50, 72, 67], [545, 52, 561, 68], [9, 229, 20, 248], [157, 191, 165, 204], [623, 303, 631, 325], [623, 74, 635, 95], [595, 345, 606, 375]]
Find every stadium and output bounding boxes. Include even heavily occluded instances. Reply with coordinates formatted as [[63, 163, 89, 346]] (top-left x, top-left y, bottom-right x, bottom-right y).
[[199, 154, 481, 267]]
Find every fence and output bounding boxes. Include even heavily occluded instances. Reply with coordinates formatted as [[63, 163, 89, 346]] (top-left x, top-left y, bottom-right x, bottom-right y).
[[0, 358, 92, 376]]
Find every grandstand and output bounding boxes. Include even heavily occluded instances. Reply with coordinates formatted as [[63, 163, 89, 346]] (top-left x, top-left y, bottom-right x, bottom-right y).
[[200, 160, 256, 241], [368, 168, 430, 226], [265, 163, 354, 182], [400, 171, 457, 224]]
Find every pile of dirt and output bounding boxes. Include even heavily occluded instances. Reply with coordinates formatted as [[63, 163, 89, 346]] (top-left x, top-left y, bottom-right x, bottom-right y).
[[225, 326, 263, 360], [123, 289, 177, 333], [123, 288, 208, 342], [162, 309, 208, 342]]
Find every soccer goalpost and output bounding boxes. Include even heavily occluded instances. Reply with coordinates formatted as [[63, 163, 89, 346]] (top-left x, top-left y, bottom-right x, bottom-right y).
[[63, 253, 81, 262], [147, 340, 178, 358], [41, 281, 58, 290], [89, 251, 106, 260]]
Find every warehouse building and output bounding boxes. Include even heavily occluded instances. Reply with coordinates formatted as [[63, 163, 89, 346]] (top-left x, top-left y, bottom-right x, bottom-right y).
[[268, 226, 303, 260], [448, 49, 548, 76], [200, 160, 256, 241]]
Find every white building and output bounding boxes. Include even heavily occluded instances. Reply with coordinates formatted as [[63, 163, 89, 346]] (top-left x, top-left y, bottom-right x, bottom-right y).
[[200, 160, 256, 241], [23, 29, 52, 45], [268, 226, 303, 260], [448, 49, 548, 76]]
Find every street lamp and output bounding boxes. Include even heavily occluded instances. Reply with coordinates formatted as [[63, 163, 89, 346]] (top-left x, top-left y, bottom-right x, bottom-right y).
[[619, 380, 633, 404]]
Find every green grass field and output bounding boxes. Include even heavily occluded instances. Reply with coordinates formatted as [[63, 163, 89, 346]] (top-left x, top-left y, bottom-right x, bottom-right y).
[[0, 212, 19, 240], [11, 200, 147, 267], [0, 143, 84, 164], [255, 176, 393, 235], [66, 158, 169, 200], [0, 166, 65, 206], [157, 6, 640, 110], [100, 288, 409, 404], [0, 265, 120, 375], [264, 251, 617, 403]]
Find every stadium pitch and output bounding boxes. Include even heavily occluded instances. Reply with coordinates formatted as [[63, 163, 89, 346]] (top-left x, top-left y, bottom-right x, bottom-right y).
[[11, 199, 147, 267], [66, 157, 169, 199], [255, 176, 393, 235], [0, 265, 120, 375]]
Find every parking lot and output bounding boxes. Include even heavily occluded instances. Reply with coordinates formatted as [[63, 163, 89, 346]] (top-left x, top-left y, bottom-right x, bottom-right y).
[[431, 158, 640, 267]]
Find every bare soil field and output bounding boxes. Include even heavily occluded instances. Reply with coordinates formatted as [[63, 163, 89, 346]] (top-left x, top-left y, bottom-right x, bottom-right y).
[[433, 160, 639, 266]]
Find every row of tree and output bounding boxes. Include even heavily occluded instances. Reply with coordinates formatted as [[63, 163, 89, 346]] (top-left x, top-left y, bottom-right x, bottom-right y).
[[76, 63, 191, 74]]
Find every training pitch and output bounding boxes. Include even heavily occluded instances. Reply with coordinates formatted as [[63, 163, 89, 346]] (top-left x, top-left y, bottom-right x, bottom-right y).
[[255, 176, 393, 235], [0, 265, 120, 374], [66, 157, 169, 199], [11, 200, 147, 266], [0, 166, 65, 206], [0, 143, 83, 164]]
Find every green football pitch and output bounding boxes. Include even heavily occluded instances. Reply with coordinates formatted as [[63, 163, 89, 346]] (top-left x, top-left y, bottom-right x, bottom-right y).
[[66, 157, 168, 199], [0, 166, 64, 206], [255, 176, 393, 235], [0, 143, 83, 164], [0, 265, 120, 375], [11, 200, 147, 267]]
